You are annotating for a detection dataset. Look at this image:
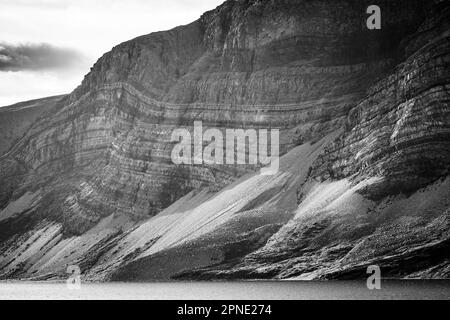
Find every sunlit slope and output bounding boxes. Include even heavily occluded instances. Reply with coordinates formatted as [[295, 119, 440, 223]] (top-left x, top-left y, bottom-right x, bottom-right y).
[[201, 177, 450, 280], [0, 133, 337, 280], [98, 132, 341, 280]]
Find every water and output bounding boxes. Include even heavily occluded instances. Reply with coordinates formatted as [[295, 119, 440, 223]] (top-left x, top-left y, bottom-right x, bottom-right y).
[[0, 281, 449, 300]]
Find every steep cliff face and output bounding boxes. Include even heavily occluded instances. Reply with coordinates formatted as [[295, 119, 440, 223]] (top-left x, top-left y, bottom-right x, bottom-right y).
[[0, 0, 449, 280], [312, 4, 450, 198]]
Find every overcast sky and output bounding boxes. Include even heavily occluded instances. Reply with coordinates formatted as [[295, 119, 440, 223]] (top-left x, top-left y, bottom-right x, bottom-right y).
[[0, 0, 224, 106]]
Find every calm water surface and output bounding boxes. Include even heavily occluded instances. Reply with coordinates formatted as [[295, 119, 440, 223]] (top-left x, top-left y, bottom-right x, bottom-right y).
[[0, 281, 449, 300]]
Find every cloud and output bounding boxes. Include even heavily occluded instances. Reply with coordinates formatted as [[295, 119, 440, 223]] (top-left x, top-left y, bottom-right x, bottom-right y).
[[0, 42, 87, 72]]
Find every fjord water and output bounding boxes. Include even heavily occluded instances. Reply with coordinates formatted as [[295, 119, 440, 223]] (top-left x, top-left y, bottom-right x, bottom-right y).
[[0, 281, 449, 300]]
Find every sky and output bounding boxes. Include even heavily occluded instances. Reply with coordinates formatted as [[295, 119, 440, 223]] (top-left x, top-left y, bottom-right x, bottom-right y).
[[0, 0, 224, 106]]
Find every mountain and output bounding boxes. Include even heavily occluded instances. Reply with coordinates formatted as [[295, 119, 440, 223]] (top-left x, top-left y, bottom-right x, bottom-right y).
[[0, 0, 449, 281]]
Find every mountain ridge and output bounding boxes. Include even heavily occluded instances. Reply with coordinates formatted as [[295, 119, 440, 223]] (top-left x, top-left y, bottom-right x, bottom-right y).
[[0, 95, 66, 157]]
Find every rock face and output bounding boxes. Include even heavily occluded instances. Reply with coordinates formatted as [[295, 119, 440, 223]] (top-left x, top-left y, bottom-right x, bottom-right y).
[[0, 96, 65, 156], [0, 0, 449, 281], [312, 4, 450, 197]]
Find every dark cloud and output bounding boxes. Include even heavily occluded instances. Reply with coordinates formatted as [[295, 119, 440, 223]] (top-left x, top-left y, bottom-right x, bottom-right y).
[[0, 43, 87, 72]]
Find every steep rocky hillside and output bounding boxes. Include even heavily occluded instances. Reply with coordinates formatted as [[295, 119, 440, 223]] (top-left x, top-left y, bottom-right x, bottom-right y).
[[0, 0, 449, 280], [0, 96, 65, 156]]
